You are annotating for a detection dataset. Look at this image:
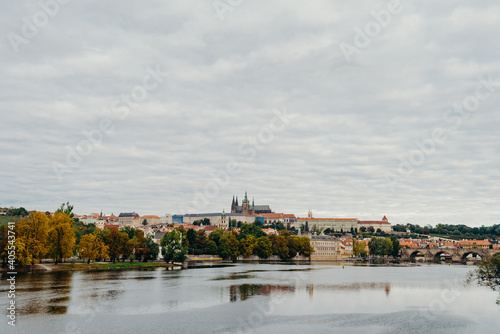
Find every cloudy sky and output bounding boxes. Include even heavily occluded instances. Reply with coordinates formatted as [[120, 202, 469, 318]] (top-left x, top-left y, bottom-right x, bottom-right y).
[[1, 0, 499, 227]]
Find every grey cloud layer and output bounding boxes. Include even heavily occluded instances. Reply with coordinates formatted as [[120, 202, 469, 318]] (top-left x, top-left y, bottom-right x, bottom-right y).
[[1, 0, 499, 226]]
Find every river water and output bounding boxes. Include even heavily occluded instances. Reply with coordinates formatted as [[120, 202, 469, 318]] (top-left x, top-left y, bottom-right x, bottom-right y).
[[1, 263, 499, 334]]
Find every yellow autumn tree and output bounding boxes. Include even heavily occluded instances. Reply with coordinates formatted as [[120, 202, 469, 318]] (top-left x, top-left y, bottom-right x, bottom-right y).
[[16, 211, 50, 266], [78, 232, 109, 264], [48, 212, 76, 264]]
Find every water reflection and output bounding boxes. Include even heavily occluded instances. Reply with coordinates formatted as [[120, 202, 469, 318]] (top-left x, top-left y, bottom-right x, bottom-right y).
[[229, 284, 295, 302], [12, 271, 73, 316], [1, 264, 499, 334], [226, 281, 394, 304], [213, 273, 255, 281]]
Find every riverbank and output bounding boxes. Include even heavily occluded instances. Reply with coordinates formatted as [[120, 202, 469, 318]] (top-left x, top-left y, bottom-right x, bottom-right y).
[[1, 261, 178, 273]]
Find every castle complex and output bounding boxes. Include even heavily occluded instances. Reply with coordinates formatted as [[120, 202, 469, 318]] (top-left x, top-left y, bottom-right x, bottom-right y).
[[231, 191, 272, 215]]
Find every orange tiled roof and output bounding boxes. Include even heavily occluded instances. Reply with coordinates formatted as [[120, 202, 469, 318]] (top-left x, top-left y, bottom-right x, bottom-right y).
[[103, 224, 119, 230], [358, 221, 391, 225], [260, 213, 285, 218], [459, 240, 491, 246], [297, 218, 357, 221]]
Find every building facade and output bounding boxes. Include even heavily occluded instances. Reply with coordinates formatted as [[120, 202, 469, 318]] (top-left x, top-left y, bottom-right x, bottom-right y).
[[141, 215, 161, 226], [309, 235, 345, 261], [358, 216, 392, 233], [183, 212, 256, 228], [118, 212, 140, 227], [297, 217, 358, 233]]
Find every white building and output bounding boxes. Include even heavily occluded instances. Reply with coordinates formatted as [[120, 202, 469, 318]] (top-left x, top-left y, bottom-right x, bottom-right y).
[[358, 216, 392, 233]]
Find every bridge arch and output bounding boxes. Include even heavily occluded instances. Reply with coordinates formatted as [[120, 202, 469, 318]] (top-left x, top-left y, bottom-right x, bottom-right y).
[[461, 250, 484, 262], [433, 250, 453, 262], [408, 250, 426, 262]]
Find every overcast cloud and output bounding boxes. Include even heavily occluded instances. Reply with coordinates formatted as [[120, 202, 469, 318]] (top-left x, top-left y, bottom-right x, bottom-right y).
[[1, 0, 499, 227]]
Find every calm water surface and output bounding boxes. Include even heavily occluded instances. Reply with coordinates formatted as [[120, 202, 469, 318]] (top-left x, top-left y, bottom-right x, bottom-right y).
[[1, 263, 499, 334]]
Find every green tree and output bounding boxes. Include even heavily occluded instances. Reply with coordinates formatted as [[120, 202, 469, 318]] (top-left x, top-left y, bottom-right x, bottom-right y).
[[466, 254, 500, 304], [56, 202, 74, 218], [120, 226, 137, 239], [271, 235, 290, 260], [73, 221, 96, 245], [218, 235, 232, 259], [381, 238, 393, 256], [254, 237, 272, 259], [161, 229, 188, 264], [238, 223, 266, 240], [275, 222, 286, 231], [298, 236, 313, 257], [353, 239, 368, 257], [205, 240, 218, 255], [134, 230, 149, 262], [7, 207, 29, 217], [390, 235, 400, 257], [239, 235, 256, 257], [121, 236, 134, 262], [208, 228, 225, 246], [227, 234, 240, 262], [368, 238, 382, 256], [0, 225, 8, 267], [105, 229, 124, 263], [254, 219, 264, 227], [144, 235, 159, 261], [186, 229, 197, 248], [196, 230, 207, 250], [287, 235, 300, 258]]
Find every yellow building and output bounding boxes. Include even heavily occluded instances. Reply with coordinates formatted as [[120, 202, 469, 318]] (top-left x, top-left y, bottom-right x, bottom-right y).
[[459, 240, 491, 249]]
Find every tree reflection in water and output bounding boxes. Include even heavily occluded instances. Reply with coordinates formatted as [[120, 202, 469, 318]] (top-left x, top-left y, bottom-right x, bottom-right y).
[[466, 253, 500, 305]]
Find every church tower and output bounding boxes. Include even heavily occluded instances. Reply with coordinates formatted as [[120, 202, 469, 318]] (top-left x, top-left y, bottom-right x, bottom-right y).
[[231, 196, 236, 213], [220, 209, 228, 229], [242, 191, 250, 215]]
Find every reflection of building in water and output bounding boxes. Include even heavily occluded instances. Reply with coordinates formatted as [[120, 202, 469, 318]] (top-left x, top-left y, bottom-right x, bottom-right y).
[[385, 284, 391, 296], [229, 284, 295, 302], [308, 284, 314, 298]]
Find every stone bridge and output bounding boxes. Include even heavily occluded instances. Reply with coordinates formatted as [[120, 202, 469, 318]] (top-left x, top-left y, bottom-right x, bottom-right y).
[[400, 247, 500, 263]]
